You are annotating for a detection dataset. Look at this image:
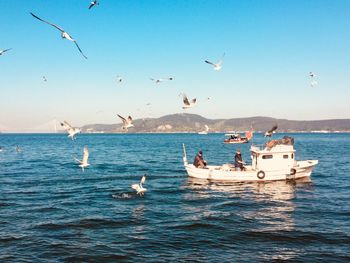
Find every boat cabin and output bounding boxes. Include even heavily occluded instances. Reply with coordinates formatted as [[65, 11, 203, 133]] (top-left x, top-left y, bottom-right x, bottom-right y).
[[250, 144, 295, 173]]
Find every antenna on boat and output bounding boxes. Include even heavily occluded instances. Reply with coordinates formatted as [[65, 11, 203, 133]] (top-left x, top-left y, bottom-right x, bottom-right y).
[[53, 118, 57, 133], [182, 143, 188, 165]]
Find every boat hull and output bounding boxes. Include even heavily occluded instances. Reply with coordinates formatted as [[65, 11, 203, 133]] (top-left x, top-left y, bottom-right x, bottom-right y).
[[223, 140, 248, 144], [184, 160, 318, 182]]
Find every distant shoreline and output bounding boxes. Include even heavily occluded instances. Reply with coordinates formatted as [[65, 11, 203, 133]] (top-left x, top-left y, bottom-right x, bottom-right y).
[[1, 131, 350, 135]]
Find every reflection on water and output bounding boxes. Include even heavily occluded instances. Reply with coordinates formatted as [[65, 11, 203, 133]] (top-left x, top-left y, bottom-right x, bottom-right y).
[[183, 178, 315, 261], [185, 177, 313, 201]]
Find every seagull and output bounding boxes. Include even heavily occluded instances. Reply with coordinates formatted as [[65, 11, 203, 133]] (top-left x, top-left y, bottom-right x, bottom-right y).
[[42, 76, 47, 82], [205, 53, 225, 71], [88, 0, 99, 9], [116, 75, 123, 84], [131, 175, 147, 196], [264, 124, 278, 137], [150, 77, 173, 84], [30, 12, 87, 59], [15, 145, 22, 153], [74, 147, 90, 171], [60, 120, 81, 140], [181, 93, 197, 109], [0, 48, 11, 56], [117, 114, 134, 131], [309, 72, 317, 87]]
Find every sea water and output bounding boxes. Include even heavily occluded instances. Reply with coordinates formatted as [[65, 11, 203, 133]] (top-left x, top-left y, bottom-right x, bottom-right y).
[[0, 133, 349, 262]]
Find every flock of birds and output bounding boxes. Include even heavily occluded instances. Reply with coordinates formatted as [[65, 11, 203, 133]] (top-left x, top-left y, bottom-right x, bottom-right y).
[[1, 1, 318, 196], [59, 120, 147, 195]]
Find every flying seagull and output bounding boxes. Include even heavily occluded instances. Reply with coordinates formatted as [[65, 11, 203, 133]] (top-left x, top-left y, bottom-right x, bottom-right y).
[[0, 48, 11, 56], [264, 124, 278, 137], [60, 120, 81, 140], [205, 53, 225, 71], [150, 77, 173, 84], [117, 114, 134, 131], [116, 75, 123, 84], [42, 76, 47, 82], [309, 72, 317, 87], [89, 0, 99, 9], [30, 12, 87, 59], [181, 93, 197, 109], [74, 147, 90, 171], [131, 175, 147, 196]]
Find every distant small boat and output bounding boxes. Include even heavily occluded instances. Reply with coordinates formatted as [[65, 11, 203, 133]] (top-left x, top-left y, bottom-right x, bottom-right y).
[[223, 129, 253, 144], [223, 133, 249, 144], [198, 125, 209, 135]]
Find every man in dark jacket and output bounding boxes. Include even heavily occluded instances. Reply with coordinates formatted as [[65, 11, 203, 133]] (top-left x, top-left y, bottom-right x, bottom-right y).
[[234, 149, 245, 171], [193, 150, 207, 168]]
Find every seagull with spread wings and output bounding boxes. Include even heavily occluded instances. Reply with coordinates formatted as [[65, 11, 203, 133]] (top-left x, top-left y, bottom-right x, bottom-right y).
[[150, 77, 173, 84], [60, 121, 81, 140], [181, 93, 197, 109], [309, 72, 317, 87], [0, 48, 11, 56], [205, 53, 225, 71], [89, 0, 99, 9], [74, 147, 90, 171], [30, 12, 87, 59], [264, 124, 278, 137], [131, 175, 147, 196], [116, 75, 123, 84], [117, 114, 134, 131]]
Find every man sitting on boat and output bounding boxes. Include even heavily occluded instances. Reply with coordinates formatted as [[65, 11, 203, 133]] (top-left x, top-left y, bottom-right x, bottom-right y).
[[193, 150, 207, 168], [234, 149, 246, 171]]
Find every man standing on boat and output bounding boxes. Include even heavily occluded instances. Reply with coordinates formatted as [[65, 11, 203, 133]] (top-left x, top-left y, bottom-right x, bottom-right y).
[[193, 150, 207, 168], [234, 149, 245, 171]]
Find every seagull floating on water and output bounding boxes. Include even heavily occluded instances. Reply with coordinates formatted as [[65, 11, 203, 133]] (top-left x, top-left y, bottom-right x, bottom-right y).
[[74, 147, 90, 171], [15, 145, 22, 153], [131, 175, 147, 196], [89, 0, 99, 9], [205, 53, 225, 71], [60, 120, 81, 140], [150, 77, 173, 84], [117, 114, 134, 131], [0, 48, 11, 56], [264, 124, 278, 137], [30, 12, 87, 59], [181, 93, 197, 109], [309, 72, 317, 87]]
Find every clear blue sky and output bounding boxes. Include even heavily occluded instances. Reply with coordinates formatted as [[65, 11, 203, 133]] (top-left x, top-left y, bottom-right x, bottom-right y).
[[1, 0, 350, 131]]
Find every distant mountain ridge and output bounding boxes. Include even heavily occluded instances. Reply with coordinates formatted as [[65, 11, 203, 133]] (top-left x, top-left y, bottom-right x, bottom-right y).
[[81, 113, 350, 133]]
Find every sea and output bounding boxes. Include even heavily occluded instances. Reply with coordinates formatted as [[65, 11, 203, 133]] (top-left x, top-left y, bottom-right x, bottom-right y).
[[0, 133, 349, 262]]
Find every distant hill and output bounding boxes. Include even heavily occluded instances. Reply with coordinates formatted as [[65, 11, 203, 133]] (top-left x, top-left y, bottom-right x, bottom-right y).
[[81, 113, 350, 133]]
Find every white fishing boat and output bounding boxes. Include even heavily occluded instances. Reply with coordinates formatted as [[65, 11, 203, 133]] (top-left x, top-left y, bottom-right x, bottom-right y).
[[182, 137, 318, 182], [198, 125, 209, 135]]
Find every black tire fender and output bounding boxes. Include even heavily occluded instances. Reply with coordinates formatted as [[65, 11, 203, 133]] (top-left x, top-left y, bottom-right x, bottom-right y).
[[290, 168, 296, 175], [257, 170, 265, 179]]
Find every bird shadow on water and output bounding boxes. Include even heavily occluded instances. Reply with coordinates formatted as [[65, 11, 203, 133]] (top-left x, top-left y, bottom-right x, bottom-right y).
[[111, 191, 143, 200]]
